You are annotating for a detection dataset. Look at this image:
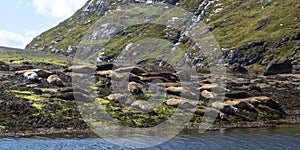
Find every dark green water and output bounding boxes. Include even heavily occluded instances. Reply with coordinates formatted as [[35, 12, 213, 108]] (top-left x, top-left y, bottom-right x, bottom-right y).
[[0, 125, 299, 150]]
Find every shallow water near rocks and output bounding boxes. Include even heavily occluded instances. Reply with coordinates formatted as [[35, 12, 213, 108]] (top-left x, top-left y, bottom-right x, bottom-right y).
[[0, 124, 299, 150]]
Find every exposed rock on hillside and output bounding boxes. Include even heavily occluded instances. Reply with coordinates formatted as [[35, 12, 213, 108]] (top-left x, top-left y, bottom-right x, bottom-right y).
[[25, 0, 300, 67]]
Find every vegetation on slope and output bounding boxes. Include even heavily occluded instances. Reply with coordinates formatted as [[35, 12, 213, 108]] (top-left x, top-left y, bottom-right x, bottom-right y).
[[25, 0, 300, 66]]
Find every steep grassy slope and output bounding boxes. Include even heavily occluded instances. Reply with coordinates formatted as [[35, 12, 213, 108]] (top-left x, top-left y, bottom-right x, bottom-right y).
[[25, 0, 300, 67]]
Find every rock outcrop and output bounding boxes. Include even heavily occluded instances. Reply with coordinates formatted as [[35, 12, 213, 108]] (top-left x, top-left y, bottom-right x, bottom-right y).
[[264, 59, 293, 75]]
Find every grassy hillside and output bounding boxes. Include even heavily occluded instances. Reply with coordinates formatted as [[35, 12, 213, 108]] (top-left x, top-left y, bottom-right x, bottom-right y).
[[25, 0, 300, 67]]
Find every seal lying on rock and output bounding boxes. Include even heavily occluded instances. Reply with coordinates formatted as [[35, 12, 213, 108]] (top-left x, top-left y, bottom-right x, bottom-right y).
[[65, 65, 96, 74], [106, 93, 127, 103], [52, 92, 91, 102], [199, 84, 228, 93], [165, 86, 197, 98], [23, 72, 40, 82], [17, 69, 52, 78], [47, 75, 64, 87], [58, 86, 89, 95], [212, 101, 238, 114], [225, 91, 252, 99], [128, 82, 143, 95], [114, 66, 147, 75], [164, 98, 198, 109], [131, 100, 154, 113]]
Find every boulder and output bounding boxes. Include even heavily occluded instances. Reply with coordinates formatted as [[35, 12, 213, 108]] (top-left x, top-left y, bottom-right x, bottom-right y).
[[225, 91, 252, 99], [211, 101, 238, 114], [128, 82, 143, 95], [16, 69, 52, 78], [264, 59, 292, 75], [65, 65, 95, 74], [47, 75, 64, 87], [131, 100, 154, 112], [229, 63, 248, 74]]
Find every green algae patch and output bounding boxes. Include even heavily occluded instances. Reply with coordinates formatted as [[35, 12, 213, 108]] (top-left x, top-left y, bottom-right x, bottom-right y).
[[40, 88, 58, 93], [32, 103, 43, 110], [9, 90, 47, 102], [96, 98, 111, 105]]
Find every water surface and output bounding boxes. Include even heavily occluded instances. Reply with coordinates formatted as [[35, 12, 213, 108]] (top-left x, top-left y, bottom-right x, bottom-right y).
[[0, 125, 299, 150]]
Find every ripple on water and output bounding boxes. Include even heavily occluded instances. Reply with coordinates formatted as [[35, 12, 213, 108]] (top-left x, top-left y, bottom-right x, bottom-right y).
[[0, 126, 300, 150]]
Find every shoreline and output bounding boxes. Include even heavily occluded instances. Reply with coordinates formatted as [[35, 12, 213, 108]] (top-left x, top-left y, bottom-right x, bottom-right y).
[[1, 51, 300, 139], [1, 120, 299, 138]]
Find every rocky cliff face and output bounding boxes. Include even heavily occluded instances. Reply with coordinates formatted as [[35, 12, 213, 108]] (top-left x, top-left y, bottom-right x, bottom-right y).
[[26, 0, 300, 67]]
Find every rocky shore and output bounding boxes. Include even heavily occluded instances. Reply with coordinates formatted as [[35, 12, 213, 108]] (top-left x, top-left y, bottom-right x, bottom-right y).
[[0, 57, 300, 136]]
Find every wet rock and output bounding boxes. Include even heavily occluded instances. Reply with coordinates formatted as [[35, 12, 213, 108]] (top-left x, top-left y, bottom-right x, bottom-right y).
[[264, 59, 293, 75], [128, 82, 143, 95], [16, 69, 52, 78], [212, 101, 238, 114], [65, 65, 95, 74], [131, 100, 154, 112], [229, 63, 248, 74], [47, 75, 64, 87], [164, 98, 198, 109], [225, 91, 252, 99]]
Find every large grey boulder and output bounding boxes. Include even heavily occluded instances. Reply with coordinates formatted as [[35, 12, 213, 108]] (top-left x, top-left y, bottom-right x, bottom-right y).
[[264, 59, 292, 75]]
